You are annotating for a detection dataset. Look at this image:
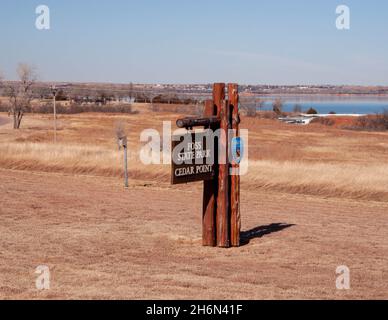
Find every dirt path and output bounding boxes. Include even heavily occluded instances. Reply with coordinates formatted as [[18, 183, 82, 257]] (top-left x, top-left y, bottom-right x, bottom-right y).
[[0, 169, 387, 299]]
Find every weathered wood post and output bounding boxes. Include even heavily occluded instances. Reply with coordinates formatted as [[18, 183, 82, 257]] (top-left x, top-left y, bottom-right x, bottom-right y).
[[174, 82, 241, 248], [229, 83, 241, 247], [202, 100, 218, 246], [215, 84, 230, 248]]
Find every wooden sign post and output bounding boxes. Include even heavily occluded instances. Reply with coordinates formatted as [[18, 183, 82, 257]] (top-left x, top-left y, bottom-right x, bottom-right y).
[[203, 99, 218, 247], [229, 83, 241, 247], [172, 83, 241, 248]]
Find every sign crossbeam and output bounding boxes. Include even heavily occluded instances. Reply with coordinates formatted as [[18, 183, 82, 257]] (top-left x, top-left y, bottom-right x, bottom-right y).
[[176, 116, 220, 129]]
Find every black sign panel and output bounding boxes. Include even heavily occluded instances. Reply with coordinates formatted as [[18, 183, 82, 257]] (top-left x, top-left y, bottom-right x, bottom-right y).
[[171, 131, 216, 185]]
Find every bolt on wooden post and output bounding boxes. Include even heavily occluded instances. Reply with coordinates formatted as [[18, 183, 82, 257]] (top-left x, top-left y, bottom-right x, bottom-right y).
[[173, 83, 241, 248]]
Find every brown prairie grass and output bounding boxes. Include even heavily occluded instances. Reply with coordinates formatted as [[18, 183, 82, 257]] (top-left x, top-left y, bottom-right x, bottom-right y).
[[1, 110, 388, 202], [247, 160, 388, 201], [0, 141, 169, 181]]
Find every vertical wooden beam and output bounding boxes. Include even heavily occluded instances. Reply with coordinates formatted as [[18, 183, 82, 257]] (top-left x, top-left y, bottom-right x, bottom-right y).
[[202, 100, 217, 246], [213, 84, 227, 247], [213, 83, 225, 117], [228, 83, 241, 247], [217, 97, 230, 248]]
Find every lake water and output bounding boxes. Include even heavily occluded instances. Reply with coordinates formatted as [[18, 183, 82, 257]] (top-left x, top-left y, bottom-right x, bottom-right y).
[[257, 96, 388, 114]]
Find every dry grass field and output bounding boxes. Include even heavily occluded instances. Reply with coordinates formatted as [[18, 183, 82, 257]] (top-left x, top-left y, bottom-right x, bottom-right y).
[[1, 106, 388, 299]]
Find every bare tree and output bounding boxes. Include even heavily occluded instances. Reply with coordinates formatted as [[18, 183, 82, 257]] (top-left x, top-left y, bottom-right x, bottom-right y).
[[7, 63, 37, 129], [293, 104, 302, 114], [97, 90, 108, 105], [273, 99, 283, 116], [165, 89, 181, 105], [255, 98, 266, 112], [193, 99, 204, 117], [146, 91, 159, 112], [164, 90, 173, 104], [240, 97, 257, 117]]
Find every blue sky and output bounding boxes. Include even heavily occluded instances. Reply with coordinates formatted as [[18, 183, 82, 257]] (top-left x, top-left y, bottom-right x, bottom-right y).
[[1, 0, 387, 85]]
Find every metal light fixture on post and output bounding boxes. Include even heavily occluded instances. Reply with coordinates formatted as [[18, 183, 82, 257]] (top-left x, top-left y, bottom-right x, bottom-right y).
[[51, 85, 58, 143], [118, 136, 129, 188]]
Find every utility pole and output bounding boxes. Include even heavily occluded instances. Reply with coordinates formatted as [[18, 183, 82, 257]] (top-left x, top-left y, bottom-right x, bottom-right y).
[[51, 85, 58, 143]]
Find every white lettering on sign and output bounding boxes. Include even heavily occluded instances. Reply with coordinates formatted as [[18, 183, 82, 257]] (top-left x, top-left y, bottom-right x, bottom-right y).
[[171, 131, 220, 184], [196, 165, 212, 174], [175, 167, 195, 177], [188, 142, 203, 151], [177, 151, 195, 162], [196, 149, 211, 160], [177, 149, 211, 163], [174, 165, 213, 177]]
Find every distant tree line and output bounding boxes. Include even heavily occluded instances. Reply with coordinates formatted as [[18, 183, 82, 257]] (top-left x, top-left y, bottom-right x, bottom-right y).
[[0, 64, 202, 129]]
